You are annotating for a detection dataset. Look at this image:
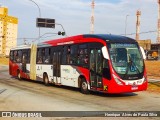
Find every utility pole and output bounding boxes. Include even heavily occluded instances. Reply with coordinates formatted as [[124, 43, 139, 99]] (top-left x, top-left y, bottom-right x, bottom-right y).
[[157, 0, 160, 43], [125, 15, 129, 36], [90, 0, 95, 34], [136, 10, 141, 41]]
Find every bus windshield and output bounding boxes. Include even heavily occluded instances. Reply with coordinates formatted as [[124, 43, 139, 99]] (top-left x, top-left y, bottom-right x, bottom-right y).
[[108, 43, 144, 80]]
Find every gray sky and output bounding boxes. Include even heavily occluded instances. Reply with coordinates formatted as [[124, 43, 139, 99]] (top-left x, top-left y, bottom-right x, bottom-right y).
[[1, 0, 158, 45]]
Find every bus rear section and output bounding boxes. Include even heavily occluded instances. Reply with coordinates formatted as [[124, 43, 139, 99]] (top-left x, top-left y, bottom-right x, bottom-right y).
[[9, 45, 31, 80]]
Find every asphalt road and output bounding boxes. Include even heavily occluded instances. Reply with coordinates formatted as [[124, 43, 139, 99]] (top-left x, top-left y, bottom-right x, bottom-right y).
[[0, 65, 160, 120]]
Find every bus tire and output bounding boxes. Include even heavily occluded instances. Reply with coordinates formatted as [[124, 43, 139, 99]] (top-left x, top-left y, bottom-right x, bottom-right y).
[[43, 74, 49, 86], [80, 78, 89, 94], [17, 70, 21, 80]]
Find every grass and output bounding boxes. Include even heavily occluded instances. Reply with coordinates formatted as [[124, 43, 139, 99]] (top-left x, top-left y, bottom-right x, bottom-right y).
[[145, 61, 160, 79], [148, 82, 160, 93]]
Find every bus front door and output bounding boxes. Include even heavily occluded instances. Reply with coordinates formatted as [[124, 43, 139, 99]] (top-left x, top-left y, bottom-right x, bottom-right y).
[[90, 49, 103, 89], [53, 51, 61, 84]]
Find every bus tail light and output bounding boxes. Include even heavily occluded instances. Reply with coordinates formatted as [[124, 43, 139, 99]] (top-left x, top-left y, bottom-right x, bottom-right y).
[[113, 74, 123, 85]]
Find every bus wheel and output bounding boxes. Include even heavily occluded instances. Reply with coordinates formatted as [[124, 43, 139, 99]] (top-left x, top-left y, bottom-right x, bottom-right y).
[[43, 74, 49, 86], [17, 70, 21, 80], [80, 78, 89, 94]]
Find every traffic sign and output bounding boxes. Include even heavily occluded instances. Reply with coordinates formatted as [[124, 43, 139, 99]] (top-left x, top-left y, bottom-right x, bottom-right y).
[[36, 18, 55, 28]]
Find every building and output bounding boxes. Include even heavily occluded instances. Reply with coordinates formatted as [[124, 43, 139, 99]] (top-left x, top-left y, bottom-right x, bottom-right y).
[[0, 7, 18, 56], [137, 39, 151, 50]]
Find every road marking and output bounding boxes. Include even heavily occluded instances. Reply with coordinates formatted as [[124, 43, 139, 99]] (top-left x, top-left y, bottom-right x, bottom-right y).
[[0, 89, 7, 94]]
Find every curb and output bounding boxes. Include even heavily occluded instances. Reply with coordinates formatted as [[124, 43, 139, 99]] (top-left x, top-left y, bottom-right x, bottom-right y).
[[148, 79, 160, 83]]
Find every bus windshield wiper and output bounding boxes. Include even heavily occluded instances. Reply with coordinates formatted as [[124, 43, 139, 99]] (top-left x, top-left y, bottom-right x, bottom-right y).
[[123, 56, 140, 79], [131, 60, 140, 74], [123, 60, 131, 79], [129, 56, 140, 74]]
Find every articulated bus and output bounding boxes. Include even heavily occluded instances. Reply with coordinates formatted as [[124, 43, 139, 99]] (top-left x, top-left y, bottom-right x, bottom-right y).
[[9, 34, 147, 94]]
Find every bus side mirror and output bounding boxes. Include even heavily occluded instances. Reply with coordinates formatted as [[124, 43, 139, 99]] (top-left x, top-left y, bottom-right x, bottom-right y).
[[102, 46, 110, 60], [140, 46, 146, 60]]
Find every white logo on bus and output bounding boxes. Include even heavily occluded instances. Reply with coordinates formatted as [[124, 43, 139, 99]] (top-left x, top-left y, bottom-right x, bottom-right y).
[[57, 41, 74, 45]]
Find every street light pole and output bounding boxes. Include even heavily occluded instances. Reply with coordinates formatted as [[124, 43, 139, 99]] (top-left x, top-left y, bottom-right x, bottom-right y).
[[29, 0, 41, 40], [125, 15, 129, 36]]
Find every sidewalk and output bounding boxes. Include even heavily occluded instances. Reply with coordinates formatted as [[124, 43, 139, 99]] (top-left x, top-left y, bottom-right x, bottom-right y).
[[0, 65, 9, 77], [0, 65, 8, 70], [148, 78, 160, 83], [0, 65, 10, 80], [147, 75, 160, 83]]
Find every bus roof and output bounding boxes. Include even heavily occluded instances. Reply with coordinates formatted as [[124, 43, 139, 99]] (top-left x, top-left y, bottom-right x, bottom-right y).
[[10, 34, 137, 50], [10, 44, 31, 50], [83, 34, 136, 43], [42, 34, 137, 47]]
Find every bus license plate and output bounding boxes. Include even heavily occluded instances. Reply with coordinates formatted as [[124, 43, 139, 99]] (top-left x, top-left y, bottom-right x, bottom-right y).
[[131, 86, 138, 90]]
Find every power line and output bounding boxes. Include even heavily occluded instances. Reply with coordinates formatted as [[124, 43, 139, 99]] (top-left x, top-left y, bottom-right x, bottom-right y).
[[4, 34, 58, 40], [3, 30, 158, 42], [120, 30, 157, 36], [17, 38, 36, 40]]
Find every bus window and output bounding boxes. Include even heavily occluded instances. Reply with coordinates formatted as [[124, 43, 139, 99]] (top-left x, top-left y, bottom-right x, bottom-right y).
[[78, 49, 88, 66], [57, 52, 61, 77], [90, 49, 95, 71], [10, 51, 13, 61], [117, 48, 127, 62], [41, 48, 45, 63], [53, 52, 56, 76], [110, 48, 127, 63], [13, 51, 18, 62], [22, 52, 27, 72], [27, 49, 30, 63], [61, 46, 74, 65], [37, 49, 42, 64], [97, 50, 103, 75], [17, 50, 22, 63], [70, 45, 78, 64], [84, 55, 88, 64], [62, 46, 67, 64], [44, 48, 51, 64], [37, 48, 51, 64], [67, 46, 71, 64], [78, 44, 88, 67], [22, 49, 30, 64], [89, 49, 102, 72]]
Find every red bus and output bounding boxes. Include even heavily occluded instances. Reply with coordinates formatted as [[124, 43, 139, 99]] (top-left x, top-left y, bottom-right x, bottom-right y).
[[9, 34, 147, 94]]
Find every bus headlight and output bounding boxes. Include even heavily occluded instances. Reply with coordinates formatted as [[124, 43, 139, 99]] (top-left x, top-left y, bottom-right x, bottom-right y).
[[143, 75, 147, 83], [113, 74, 123, 85]]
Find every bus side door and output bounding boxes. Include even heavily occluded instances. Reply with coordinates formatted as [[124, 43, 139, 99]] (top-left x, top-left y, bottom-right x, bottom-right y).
[[90, 48, 103, 89], [53, 51, 61, 84]]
